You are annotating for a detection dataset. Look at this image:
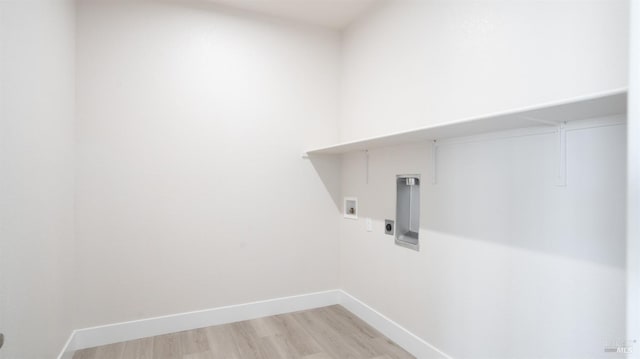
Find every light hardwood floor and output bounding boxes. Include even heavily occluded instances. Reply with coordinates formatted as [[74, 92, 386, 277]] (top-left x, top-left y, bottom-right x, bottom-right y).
[[72, 305, 414, 359]]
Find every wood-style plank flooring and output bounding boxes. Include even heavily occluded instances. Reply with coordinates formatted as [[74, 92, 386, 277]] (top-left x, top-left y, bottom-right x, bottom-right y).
[[72, 305, 414, 359]]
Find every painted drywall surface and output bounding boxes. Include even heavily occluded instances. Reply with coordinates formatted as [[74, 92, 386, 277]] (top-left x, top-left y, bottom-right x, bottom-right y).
[[628, 0, 640, 354], [75, 0, 341, 328], [338, 1, 629, 357], [339, 121, 626, 358], [0, 1, 76, 358], [340, 0, 629, 142]]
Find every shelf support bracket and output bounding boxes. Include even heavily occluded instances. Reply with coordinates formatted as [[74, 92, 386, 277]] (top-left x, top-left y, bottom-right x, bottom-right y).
[[365, 150, 369, 184], [556, 123, 567, 187], [432, 140, 438, 185]]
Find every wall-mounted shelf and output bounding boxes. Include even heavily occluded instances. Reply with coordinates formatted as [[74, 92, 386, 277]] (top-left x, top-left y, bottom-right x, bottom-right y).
[[305, 89, 627, 156]]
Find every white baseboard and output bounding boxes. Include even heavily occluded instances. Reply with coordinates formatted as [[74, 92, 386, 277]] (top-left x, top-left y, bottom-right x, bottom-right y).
[[58, 290, 340, 357], [56, 332, 76, 359], [338, 290, 452, 359], [57, 289, 452, 359]]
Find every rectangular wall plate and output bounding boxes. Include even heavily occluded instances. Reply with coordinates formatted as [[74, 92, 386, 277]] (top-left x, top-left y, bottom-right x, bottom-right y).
[[344, 197, 358, 219], [384, 219, 394, 235], [395, 175, 420, 251]]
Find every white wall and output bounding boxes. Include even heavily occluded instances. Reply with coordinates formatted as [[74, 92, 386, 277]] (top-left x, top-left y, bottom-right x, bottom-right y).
[[340, 121, 626, 359], [75, 0, 341, 328], [340, 0, 629, 142], [338, 1, 628, 358], [0, 1, 76, 358], [627, 0, 640, 356], [0, 2, 628, 358]]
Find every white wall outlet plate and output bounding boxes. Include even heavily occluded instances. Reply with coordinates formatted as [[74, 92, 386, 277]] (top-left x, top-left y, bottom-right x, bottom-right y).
[[365, 218, 373, 232], [344, 197, 358, 219]]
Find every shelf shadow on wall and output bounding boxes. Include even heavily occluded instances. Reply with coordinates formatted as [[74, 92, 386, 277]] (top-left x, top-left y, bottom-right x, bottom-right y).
[[307, 154, 342, 211], [350, 129, 626, 270], [423, 128, 626, 270]]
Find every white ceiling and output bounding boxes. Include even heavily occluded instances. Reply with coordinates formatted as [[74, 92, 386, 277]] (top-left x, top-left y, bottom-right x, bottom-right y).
[[205, 0, 378, 29]]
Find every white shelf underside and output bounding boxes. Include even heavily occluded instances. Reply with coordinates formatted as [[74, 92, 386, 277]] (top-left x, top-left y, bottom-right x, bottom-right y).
[[306, 89, 627, 155]]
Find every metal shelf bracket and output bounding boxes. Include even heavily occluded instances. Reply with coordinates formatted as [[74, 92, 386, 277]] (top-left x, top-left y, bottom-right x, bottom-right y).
[[557, 123, 567, 187], [432, 140, 438, 185], [365, 150, 369, 184]]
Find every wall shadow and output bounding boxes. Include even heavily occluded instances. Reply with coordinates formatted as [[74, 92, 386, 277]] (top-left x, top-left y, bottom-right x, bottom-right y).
[[307, 154, 342, 211], [341, 127, 626, 270]]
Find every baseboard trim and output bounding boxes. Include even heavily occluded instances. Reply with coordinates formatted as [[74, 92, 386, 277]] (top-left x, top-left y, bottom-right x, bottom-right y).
[[338, 290, 453, 359], [63, 290, 340, 354], [58, 289, 452, 359], [56, 331, 76, 359]]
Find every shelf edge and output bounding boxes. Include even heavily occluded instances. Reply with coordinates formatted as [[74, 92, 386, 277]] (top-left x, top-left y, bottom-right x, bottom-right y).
[[305, 87, 628, 156]]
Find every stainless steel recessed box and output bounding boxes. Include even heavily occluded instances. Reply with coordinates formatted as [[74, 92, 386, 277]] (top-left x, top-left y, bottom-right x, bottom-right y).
[[395, 175, 420, 251]]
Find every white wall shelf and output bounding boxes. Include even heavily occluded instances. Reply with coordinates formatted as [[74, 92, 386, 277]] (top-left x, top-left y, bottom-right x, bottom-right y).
[[305, 89, 627, 156]]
